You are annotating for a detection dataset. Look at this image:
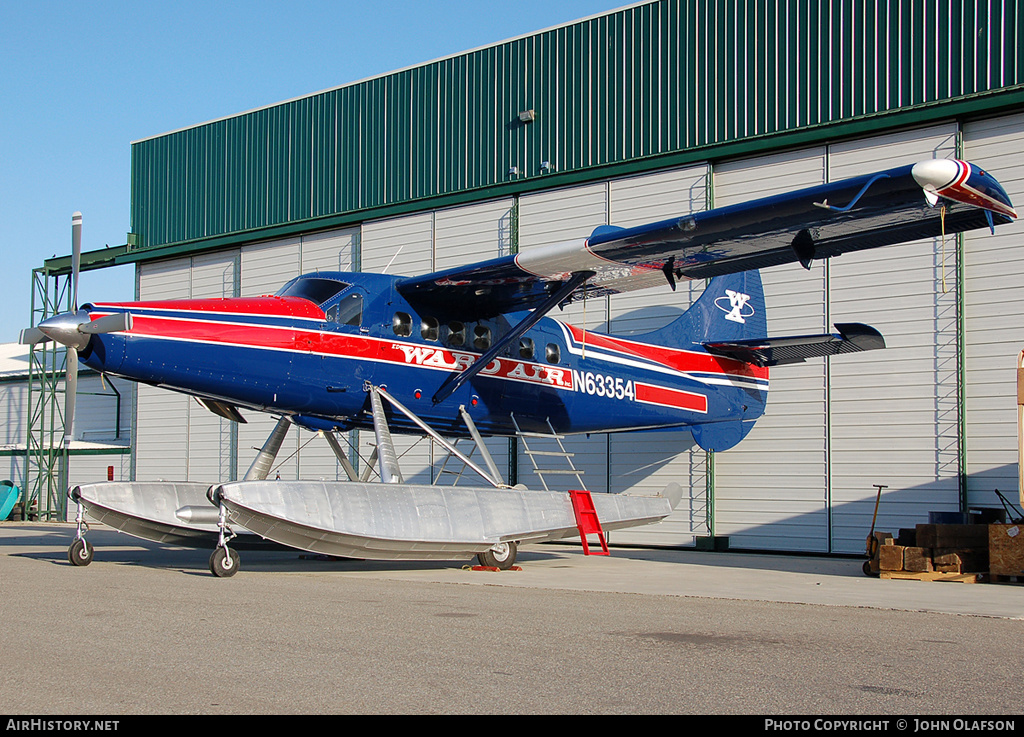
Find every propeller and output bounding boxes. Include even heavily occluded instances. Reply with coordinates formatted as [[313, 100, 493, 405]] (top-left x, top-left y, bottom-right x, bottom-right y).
[[21, 212, 132, 447], [66, 212, 81, 445]]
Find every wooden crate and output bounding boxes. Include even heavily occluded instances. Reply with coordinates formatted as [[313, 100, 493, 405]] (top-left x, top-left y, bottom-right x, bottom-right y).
[[989, 524, 1024, 577], [880, 571, 981, 583], [903, 547, 933, 573], [878, 544, 905, 571], [932, 549, 987, 573], [916, 523, 988, 550]]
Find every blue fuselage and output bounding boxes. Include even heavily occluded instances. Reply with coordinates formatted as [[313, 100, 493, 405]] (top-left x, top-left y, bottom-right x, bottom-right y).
[[80, 271, 768, 440]]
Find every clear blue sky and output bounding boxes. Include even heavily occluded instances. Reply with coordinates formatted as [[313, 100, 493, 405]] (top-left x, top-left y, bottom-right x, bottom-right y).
[[0, 0, 629, 344]]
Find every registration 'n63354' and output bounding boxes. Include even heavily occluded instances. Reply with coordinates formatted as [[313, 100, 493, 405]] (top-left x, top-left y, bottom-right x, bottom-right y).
[[572, 370, 635, 400]]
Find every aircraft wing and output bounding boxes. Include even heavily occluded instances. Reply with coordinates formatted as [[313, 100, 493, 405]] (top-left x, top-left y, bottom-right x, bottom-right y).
[[396, 159, 1015, 318]]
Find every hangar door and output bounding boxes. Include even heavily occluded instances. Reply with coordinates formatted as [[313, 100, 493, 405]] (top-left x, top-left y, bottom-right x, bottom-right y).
[[516, 167, 713, 547], [711, 124, 963, 554], [962, 112, 1024, 512]]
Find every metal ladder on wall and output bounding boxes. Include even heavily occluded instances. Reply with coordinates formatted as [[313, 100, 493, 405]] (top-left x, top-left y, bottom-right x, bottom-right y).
[[510, 413, 585, 492]]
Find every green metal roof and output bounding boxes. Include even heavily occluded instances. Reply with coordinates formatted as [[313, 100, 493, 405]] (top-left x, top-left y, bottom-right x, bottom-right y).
[[127, 0, 1024, 257]]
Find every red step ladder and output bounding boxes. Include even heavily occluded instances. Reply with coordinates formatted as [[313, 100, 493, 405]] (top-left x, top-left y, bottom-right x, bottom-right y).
[[568, 489, 609, 556]]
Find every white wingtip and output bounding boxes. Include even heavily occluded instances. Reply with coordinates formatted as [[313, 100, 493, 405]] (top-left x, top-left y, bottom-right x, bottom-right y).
[[911, 159, 961, 192]]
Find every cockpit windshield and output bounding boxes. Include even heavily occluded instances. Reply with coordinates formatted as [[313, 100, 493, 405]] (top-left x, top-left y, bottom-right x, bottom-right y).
[[275, 277, 350, 306]]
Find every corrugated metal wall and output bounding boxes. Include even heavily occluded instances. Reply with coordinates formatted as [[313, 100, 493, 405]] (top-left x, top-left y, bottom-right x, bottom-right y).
[[962, 112, 1024, 512], [122, 0, 1024, 553], [131, 112, 1024, 552], [128, 0, 1023, 253], [2, 374, 132, 495]]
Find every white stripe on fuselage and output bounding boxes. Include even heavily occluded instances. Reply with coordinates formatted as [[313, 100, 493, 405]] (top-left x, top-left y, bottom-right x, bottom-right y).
[[553, 322, 769, 392]]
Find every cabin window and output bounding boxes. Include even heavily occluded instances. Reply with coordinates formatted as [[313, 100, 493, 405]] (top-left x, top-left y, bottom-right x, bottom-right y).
[[326, 293, 363, 326], [545, 343, 560, 364], [421, 316, 439, 341], [519, 338, 534, 360], [446, 322, 466, 347], [392, 312, 413, 337], [275, 276, 349, 306], [473, 325, 492, 351]]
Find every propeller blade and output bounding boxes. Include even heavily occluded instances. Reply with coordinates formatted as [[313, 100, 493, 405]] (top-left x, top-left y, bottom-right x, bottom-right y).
[[71, 212, 82, 312], [80, 311, 132, 335], [19, 327, 50, 346], [65, 347, 77, 446]]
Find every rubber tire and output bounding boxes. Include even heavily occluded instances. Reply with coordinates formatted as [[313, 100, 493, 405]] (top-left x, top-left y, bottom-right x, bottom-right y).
[[68, 538, 94, 567], [210, 547, 240, 578], [862, 560, 879, 578], [477, 541, 517, 570]]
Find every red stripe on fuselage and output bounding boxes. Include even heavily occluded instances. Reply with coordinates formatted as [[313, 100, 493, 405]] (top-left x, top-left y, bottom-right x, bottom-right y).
[[117, 312, 379, 359], [96, 299, 764, 395], [118, 312, 574, 390], [561, 323, 768, 380], [91, 296, 325, 320]]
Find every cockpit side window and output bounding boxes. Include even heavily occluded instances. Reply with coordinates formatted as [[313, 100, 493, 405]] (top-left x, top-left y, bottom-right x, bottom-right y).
[[326, 293, 363, 326], [275, 277, 350, 306]]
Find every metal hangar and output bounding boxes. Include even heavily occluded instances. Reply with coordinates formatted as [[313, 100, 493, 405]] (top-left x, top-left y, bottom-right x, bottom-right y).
[[26, 0, 1024, 554]]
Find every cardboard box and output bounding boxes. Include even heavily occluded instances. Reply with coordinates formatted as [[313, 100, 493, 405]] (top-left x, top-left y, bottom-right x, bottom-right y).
[[989, 524, 1024, 576]]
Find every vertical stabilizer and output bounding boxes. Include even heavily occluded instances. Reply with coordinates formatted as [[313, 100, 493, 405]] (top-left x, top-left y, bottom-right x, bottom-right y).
[[634, 270, 768, 452], [642, 269, 767, 349]]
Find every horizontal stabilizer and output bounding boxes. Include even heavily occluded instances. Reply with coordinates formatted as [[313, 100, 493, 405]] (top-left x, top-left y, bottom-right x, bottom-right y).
[[703, 323, 884, 367]]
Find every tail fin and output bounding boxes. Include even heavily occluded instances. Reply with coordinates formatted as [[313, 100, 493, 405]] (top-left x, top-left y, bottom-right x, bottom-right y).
[[639, 270, 768, 453], [628, 270, 887, 453], [643, 269, 767, 349]]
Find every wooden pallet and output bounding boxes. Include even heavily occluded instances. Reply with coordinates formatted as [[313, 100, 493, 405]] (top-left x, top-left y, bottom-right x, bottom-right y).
[[880, 570, 982, 583], [988, 574, 1024, 585]]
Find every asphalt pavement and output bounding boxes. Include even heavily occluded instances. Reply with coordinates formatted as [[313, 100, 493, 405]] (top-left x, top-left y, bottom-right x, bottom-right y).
[[2, 522, 1022, 715]]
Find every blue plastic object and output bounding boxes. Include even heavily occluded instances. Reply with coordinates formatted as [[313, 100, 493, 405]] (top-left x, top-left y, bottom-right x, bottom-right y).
[[0, 482, 20, 521]]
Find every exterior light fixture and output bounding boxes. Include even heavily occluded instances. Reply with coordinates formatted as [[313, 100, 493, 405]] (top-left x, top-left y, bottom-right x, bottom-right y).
[[518, 110, 536, 123]]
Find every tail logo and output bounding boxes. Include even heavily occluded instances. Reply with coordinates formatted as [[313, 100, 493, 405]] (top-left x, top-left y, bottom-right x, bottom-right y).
[[716, 290, 754, 324]]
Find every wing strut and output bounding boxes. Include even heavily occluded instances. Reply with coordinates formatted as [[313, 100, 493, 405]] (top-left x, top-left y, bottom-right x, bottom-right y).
[[366, 383, 508, 488], [242, 416, 291, 481], [431, 270, 594, 404]]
